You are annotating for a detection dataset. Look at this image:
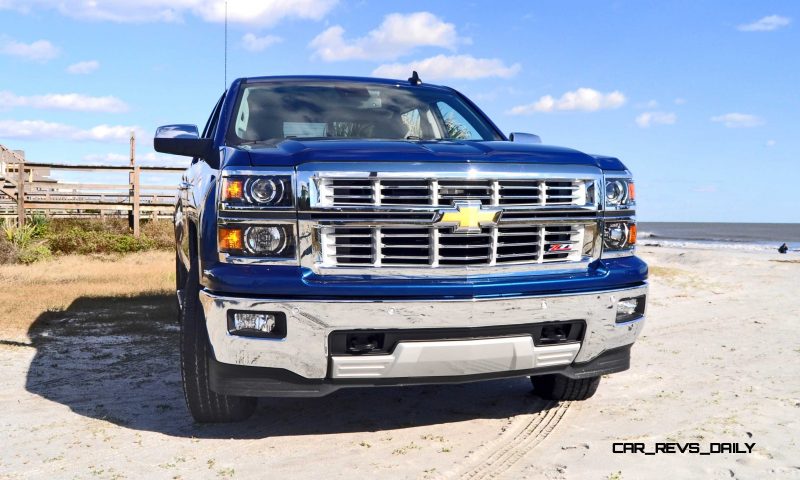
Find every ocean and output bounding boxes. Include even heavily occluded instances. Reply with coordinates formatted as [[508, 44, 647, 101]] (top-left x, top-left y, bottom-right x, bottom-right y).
[[637, 222, 800, 252]]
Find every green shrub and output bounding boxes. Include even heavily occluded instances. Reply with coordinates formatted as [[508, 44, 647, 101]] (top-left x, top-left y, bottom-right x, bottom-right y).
[[2, 221, 38, 247], [0, 218, 173, 263], [18, 242, 52, 264], [46, 227, 157, 255]]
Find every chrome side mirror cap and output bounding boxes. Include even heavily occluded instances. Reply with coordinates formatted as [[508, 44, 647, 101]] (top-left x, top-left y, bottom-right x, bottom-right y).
[[509, 132, 542, 144], [154, 124, 212, 157], [156, 124, 200, 139]]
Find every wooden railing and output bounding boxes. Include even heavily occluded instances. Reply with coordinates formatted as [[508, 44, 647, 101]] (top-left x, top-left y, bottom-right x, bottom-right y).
[[1, 142, 184, 237]]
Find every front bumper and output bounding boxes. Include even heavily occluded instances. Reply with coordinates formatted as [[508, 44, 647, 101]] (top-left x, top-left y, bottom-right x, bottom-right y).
[[199, 283, 647, 392]]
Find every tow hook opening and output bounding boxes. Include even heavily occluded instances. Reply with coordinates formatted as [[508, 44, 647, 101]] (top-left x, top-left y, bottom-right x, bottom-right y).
[[346, 333, 385, 354]]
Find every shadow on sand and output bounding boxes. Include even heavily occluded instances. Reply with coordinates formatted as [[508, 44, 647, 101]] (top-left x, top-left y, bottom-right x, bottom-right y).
[[25, 293, 553, 439]]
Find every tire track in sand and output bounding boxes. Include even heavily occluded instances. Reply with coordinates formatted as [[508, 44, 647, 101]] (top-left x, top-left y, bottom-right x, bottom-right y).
[[447, 399, 571, 480]]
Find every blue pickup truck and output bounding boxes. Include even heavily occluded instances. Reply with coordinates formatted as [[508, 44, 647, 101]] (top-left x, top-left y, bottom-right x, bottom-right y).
[[154, 74, 647, 423]]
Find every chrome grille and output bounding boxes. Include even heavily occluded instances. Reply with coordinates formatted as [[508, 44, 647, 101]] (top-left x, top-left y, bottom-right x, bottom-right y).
[[321, 224, 585, 267], [320, 177, 590, 207]]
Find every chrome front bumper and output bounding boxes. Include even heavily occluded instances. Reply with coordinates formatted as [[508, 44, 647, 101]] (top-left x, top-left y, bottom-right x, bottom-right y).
[[199, 284, 647, 380]]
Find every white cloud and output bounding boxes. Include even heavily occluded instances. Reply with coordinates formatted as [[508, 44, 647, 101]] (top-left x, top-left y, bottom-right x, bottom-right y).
[[0, 119, 144, 142], [241, 33, 282, 52], [73, 124, 143, 142], [635, 99, 659, 109], [310, 12, 467, 61], [674, 97, 687, 105], [766, 139, 776, 147], [635, 111, 677, 128], [66, 60, 99, 74], [710, 113, 764, 128], [0, 37, 59, 61], [508, 88, 626, 115], [0, 0, 338, 26], [83, 151, 184, 167], [0, 91, 128, 113], [372, 55, 520, 81], [738, 15, 791, 32]]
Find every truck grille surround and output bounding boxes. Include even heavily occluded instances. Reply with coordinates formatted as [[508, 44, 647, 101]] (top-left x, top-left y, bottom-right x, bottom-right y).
[[297, 163, 604, 276]]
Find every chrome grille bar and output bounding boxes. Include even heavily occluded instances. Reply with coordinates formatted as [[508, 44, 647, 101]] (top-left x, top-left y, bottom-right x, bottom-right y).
[[319, 177, 592, 208]]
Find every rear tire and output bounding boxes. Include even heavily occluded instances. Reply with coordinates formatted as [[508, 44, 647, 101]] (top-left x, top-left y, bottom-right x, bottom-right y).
[[532, 374, 601, 401], [180, 257, 256, 423]]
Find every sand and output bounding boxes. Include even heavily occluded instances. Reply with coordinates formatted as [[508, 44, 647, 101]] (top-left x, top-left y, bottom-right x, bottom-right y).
[[0, 246, 798, 479]]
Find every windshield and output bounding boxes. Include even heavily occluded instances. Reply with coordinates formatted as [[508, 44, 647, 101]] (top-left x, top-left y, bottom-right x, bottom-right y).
[[226, 81, 501, 145]]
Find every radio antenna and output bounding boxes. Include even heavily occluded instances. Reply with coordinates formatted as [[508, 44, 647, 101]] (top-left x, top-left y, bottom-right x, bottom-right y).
[[224, 0, 228, 90]]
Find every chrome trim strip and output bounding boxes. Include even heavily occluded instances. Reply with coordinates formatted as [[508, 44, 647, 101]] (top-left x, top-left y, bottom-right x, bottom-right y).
[[601, 247, 636, 259], [311, 257, 595, 277], [199, 283, 648, 377], [298, 205, 602, 214]]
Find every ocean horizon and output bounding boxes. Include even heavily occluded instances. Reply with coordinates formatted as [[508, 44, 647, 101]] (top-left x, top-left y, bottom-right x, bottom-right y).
[[637, 222, 800, 252]]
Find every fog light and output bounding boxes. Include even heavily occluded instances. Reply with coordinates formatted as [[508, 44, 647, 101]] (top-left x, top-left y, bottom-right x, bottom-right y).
[[235, 313, 276, 332], [229, 311, 287, 338], [616, 295, 646, 323]]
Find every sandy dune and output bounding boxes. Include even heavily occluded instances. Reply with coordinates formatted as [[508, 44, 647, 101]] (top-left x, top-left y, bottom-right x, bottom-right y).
[[0, 247, 798, 479]]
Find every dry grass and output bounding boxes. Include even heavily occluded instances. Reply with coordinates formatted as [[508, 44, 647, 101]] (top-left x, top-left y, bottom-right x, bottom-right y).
[[0, 251, 174, 339], [648, 265, 688, 280]]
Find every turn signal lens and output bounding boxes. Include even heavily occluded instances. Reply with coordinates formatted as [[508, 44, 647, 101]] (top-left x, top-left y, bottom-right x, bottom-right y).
[[218, 227, 243, 251], [628, 182, 635, 202], [628, 224, 637, 245], [223, 179, 244, 201]]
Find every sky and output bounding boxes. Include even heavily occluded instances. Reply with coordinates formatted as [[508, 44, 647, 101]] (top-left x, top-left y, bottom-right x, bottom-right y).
[[0, 0, 797, 223]]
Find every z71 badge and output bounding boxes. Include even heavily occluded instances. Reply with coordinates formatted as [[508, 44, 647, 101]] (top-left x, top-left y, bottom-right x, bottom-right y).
[[546, 244, 573, 252]]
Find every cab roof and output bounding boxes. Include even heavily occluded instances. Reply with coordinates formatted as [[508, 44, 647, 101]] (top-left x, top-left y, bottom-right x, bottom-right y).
[[239, 75, 454, 93]]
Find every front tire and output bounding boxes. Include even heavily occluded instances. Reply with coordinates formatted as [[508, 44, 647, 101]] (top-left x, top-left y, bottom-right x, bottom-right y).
[[532, 374, 601, 401], [179, 258, 256, 423]]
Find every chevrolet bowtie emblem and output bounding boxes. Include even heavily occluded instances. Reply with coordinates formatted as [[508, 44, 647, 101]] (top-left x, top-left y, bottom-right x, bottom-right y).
[[434, 201, 502, 234]]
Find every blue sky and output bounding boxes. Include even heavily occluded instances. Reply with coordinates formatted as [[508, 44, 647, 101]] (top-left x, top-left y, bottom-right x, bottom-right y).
[[0, 0, 797, 222]]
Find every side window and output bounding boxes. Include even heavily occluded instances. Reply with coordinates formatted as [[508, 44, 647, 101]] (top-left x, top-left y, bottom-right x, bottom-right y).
[[436, 101, 481, 140], [400, 107, 441, 139], [194, 94, 225, 164], [234, 89, 250, 138]]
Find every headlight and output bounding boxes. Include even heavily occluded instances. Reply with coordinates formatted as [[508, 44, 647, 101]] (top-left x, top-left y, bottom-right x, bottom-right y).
[[244, 226, 288, 255], [222, 175, 292, 207], [603, 221, 637, 251], [218, 224, 295, 258], [604, 177, 634, 207]]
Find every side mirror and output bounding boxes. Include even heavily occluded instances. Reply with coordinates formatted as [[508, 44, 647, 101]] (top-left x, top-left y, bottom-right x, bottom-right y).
[[509, 132, 542, 144], [154, 125, 213, 157]]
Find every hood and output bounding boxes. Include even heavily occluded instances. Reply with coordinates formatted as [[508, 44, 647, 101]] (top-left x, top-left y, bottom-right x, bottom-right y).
[[240, 139, 623, 169]]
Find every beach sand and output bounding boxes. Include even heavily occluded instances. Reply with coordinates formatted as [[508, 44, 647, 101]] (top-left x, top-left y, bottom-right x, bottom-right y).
[[0, 247, 798, 479], [507, 246, 800, 479]]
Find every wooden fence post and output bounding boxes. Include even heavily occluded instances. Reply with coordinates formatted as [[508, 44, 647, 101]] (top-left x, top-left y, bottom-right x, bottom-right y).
[[127, 132, 141, 237], [17, 161, 25, 227], [132, 166, 140, 237]]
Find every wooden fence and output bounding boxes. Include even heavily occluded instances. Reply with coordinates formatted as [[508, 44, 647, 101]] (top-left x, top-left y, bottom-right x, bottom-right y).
[[0, 141, 183, 237]]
